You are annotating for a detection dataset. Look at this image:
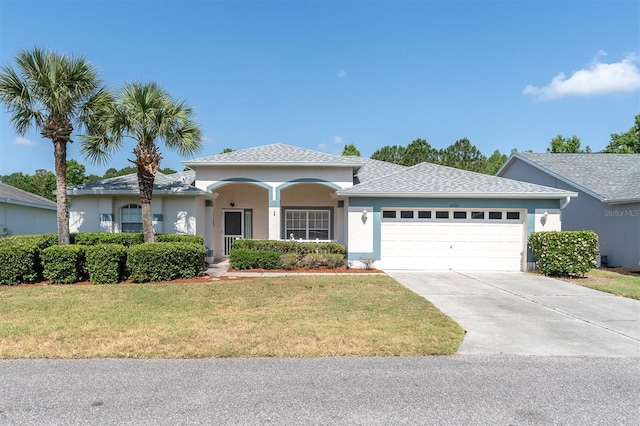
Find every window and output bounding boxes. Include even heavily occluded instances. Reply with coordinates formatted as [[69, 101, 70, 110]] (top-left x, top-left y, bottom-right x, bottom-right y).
[[418, 211, 431, 219], [506, 211, 520, 220], [121, 204, 143, 233], [471, 211, 484, 219], [453, 211, 467, 219], [400, 210, 414, 219], [382, 210, 396, 219], [435, 211, 449, 219], [488, 211, 502, 220], [285, 209, 330, 240]]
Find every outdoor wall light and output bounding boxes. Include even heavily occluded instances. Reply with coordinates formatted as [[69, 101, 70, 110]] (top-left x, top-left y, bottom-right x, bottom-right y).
[[230, 202, 235, 207], [541, 210, 548, 226], [362, 209, 367, 220]]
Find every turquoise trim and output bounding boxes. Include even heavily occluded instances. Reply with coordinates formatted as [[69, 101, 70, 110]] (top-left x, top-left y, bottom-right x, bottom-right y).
[[345, 197, 560, 262], [280, 206, 335, 240], [275, 178, 341, 202], [99, 213, 113, 221], [206, 178, 273, 200], [153, 214, 163, 221], [269, 199, 280, 208]]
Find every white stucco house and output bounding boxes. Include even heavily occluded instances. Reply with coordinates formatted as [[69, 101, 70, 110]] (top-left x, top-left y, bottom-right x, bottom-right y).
[[0, 182, 56, 236], [498, 153, 640, 269], [67, 143, 577, 271]]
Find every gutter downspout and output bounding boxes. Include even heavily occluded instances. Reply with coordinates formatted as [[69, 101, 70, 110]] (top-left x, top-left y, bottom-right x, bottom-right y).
[[560, 196, 571, 210]]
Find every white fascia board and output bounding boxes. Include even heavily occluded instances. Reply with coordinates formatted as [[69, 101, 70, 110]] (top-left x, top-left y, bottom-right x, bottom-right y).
[[335, 191, 578, 199], [1, 198, 56, 210], [67, 190, 214, 198], [181, 161, 360, 168], [604, 197, 640, 205]]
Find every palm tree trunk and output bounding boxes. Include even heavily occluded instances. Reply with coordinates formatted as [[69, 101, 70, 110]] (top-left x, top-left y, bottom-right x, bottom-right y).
[[53, 139, 69, 245], [135, 143, 161, 243]]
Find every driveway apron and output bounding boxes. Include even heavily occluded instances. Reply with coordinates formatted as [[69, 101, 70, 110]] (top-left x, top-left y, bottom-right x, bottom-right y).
[[385, 271, 640, 357]]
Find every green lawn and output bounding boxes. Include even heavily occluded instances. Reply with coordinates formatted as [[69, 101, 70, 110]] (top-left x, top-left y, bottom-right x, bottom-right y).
[[0, 275, 464, 359], [568, 268, 640, 300]]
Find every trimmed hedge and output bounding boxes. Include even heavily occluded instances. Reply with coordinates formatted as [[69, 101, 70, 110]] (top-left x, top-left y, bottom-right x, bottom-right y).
[[232, 239, 345, 255], [85, 244, 128, 284], [0, 234, 57, 285], [229, 249, 282, 270], [41, 245, 86, 284], [529, 230, 599, 277], [74, 232, 144, 247], [156, 234, 205, 245], [127, 242, 204, 283]]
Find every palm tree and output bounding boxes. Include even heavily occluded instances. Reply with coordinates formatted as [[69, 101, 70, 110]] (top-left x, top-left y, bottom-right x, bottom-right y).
[[81, 82, 202, 243], [0, 47, 108, 244]]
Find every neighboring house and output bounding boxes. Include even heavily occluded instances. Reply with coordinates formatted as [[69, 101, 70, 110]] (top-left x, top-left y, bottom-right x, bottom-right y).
[[68, 144, 576, 271], [498, 153, 640, 269], [0, 182, 56, 236]]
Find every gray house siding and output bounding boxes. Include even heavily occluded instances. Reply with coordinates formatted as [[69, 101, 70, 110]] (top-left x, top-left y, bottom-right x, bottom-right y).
[[501, 161, 640, 269]]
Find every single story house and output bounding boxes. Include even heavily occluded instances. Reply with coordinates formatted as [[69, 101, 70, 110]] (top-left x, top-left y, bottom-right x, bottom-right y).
[[68, 143, 577, 271], [0, 182, 57, 236], [498, 153, 640, 269]]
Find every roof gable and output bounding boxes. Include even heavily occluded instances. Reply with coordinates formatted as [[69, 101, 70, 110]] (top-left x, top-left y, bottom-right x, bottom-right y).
[[500, 153, 640, 203], [183, 143, 362, 168], [338, 161, 576, 198]]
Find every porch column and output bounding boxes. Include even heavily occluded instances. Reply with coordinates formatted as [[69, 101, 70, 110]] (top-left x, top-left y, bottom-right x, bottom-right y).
[[204, 200, 214, 262], [268, 199, 280, 240]]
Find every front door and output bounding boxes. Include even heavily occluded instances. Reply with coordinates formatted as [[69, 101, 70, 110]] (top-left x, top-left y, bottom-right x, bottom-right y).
[[223, 210, 243, 256]]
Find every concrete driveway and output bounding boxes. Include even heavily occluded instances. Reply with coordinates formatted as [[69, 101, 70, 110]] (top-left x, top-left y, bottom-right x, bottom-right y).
[[385, 271, 640, 357]]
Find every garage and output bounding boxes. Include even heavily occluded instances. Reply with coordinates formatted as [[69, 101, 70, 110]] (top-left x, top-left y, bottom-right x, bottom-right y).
[[380, 208, 525, 271]]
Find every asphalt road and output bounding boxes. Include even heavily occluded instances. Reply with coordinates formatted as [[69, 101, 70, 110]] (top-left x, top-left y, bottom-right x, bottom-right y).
[[1, 356, 639, 425]]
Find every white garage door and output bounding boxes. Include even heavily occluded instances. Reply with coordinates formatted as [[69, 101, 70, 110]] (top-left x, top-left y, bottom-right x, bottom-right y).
[[380, 209, 525, 271]]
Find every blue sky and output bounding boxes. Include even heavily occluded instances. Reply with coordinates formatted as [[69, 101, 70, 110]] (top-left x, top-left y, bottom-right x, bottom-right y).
[[1, 0, 638, 177]]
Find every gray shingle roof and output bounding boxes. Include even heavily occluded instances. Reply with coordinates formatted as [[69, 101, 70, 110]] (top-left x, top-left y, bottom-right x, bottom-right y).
[[349, 157, 408, 184], [337, 162, 576, 198], [0, 182, 56, 209], [504, 153, 640, 203], [183, 143, 363, 167], [67, 170, 208, 196]]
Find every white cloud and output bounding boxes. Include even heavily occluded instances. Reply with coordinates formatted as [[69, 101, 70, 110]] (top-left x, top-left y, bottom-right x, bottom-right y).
[[523, 52, 640, 100], [317, 143, 328, 150], [14, 136, 36, 146], [333, 136, 343, 144], [337, 69, 347, 78]]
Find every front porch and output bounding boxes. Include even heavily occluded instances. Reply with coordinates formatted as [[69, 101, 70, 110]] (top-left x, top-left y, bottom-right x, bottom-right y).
[[206, 180, 346, 260]]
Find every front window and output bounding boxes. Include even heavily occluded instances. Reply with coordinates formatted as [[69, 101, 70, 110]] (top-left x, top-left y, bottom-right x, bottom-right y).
[[121, 204, 143, 233], [285, 209, 330, 240]]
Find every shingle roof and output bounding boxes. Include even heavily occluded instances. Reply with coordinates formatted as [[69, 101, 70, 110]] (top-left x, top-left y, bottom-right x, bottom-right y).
[[349, 157, 408, 184], [502, 153, 640, 203], [0, 182, 56, 209], [67, 170, 209, 196], [337, 162, 576, 198], [183, 143, 362, 167]]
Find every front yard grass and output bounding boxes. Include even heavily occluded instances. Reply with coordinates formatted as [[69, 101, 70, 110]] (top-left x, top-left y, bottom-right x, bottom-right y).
[[562, 268, 640, 300], [0, 275, 464, 359]]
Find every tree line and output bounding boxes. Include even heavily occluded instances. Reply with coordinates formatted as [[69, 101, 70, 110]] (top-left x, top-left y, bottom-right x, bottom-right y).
[[1, 162, 177, 202]]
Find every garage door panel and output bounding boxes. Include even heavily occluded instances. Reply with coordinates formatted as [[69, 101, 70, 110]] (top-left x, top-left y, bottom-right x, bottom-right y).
[[381, 211, 524, 271]]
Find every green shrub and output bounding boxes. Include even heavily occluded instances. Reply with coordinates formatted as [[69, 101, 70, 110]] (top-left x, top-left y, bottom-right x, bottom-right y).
[[156, 234, 204, 245], [303, 253, 324, 269], [229, 249, 281, 270], [232, 239, 345, 256], [41, 245, 86, 284], [85, 244, 128, 284], [324, 253, 346, 269], [0, 235, 57, 284], [279, 253, 300, 270], [127, 242, 204, 283], [74, 232, 144, 247], [529, 231, 599, 277]]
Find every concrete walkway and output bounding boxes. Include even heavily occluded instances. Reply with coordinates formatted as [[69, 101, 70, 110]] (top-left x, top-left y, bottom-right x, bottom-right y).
[[385, 270, 640, 357]]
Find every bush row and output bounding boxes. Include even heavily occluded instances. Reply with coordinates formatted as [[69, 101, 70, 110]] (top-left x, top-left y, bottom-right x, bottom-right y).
[[0, 234, 204, 285], [232, 239, 345, 255], [529, 230, 599, 277], [229, 246, 347, 270]]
